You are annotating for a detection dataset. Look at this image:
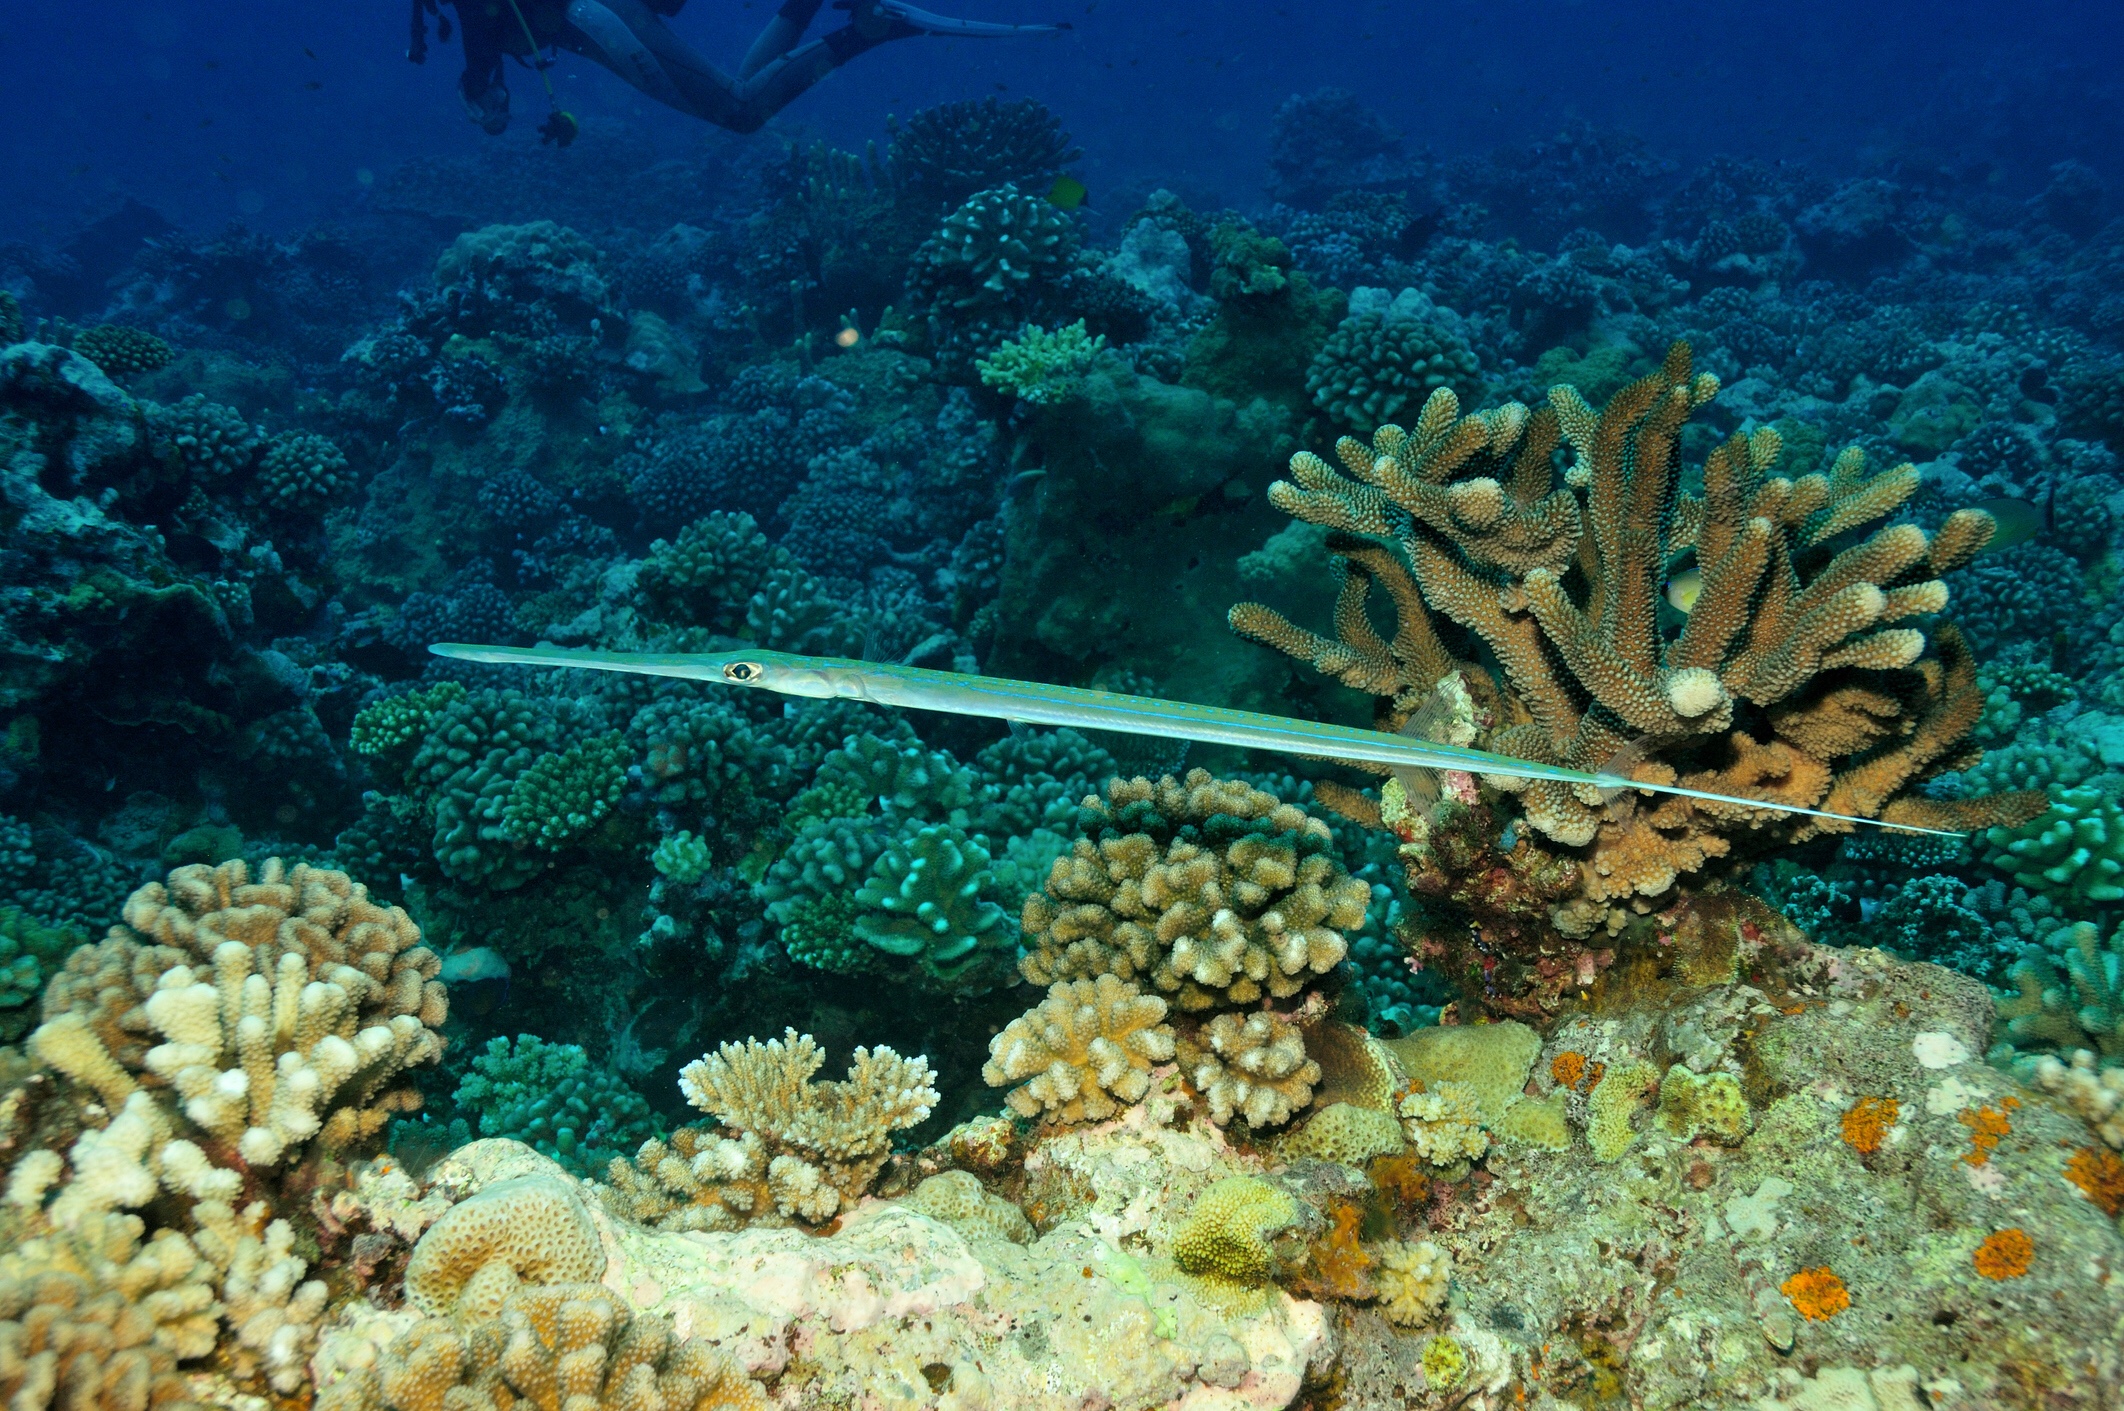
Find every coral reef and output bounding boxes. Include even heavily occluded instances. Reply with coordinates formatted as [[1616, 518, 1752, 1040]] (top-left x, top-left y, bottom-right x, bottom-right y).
[[1233, 345, 2044, 1015]]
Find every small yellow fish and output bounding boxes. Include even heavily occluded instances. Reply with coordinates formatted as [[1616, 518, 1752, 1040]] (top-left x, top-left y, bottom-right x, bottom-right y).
[[1971, 496, 2042, 553], [1664, 565, 1703, 613], [1047, 174, 1088, 210]]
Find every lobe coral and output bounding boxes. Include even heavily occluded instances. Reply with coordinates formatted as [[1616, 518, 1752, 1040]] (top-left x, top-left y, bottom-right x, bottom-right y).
[[1231, 343, 2042, 1015]]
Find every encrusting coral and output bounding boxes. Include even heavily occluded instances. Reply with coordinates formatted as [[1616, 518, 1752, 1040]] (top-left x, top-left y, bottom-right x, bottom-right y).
[[1231, 342, 2044, 1014]]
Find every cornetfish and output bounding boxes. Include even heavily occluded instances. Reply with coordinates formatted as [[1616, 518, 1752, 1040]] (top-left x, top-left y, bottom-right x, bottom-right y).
[[428, 642, 1962, 837]]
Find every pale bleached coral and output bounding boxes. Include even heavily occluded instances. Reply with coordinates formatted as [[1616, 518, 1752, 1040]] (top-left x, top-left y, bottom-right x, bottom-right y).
[[27, 859, 447, 1171], [1397, 1082, 1489, 1166], [316, 1282, 766, 1411], [1275, 1102, 1405, 1166], [1020, 771, 1370, 1011], [1374, 1238, 1452, 1328], [1587, 1060, 1662, 1162], [0, 1210, 221, 1411], [402, 1172, 605, 1318], [190, 1198, 331, 1393], [670, 1029, 935, 1224], [1192, 1009, 1321, 1129], [2029, 1051, 2124, 1150], [902, 1170, 1034, 1245], [981, 973, 1175, 1125]]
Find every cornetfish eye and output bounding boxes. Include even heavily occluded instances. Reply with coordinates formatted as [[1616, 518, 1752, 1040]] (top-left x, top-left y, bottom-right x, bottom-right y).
[[723, 661, 761, 684]]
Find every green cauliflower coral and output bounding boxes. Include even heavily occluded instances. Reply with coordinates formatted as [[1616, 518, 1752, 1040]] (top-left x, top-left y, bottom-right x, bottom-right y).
[[350, 681, 468, 786], [853, 824, 1015, 989], [453, 1034, 660, 1177], [74, 325, 173, 376], [0, 906, 82, 1041], [1983, 786, 2124, 906], [502, 733, 628, 850], [977, 320, 1108, 405], [1993, 920, 2124, 1065], [255, 430, 351, 512], [1307, 304, 1481, 430]]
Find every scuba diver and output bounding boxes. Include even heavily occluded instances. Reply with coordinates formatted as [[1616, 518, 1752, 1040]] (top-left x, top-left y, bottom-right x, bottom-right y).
[[408, 0, 1067, 145]]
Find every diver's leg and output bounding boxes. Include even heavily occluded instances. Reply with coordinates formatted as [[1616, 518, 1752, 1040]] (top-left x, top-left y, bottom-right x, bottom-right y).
[[454, 0, 513, 132], [560, 0, 862, 133], [739, 0, 824, 79]]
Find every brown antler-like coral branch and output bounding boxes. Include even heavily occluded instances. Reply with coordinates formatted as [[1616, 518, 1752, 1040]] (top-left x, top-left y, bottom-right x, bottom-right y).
[[1231, 339, 2046, 1012]]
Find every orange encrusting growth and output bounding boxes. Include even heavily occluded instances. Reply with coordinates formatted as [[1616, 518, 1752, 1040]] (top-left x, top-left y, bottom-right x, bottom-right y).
[[1780, 1266, 1850, 1321], [1549, 1051, 1602, 1093], [1840, 1096, 1897, 1154], [1294, 1202, 1377, 1301], [1957, 1101, 2015, 1167], [1973, 1228, 2033, 1280], [2064, 1146, 2124, 1217]]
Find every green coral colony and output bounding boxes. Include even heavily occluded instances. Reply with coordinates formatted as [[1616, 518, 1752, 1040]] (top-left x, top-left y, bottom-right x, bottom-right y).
[[3, 84, 2124, 1411]]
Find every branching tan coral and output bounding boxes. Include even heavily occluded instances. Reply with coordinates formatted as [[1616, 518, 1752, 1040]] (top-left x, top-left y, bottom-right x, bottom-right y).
[[981, 974, 1176, 1125], [317, 1282, 766, 1411], [29, 859, 447, 1169], [1191, 1010, 1320, 1129], [672, 1029, 935, 1224], [1373, 1239, 1452, 1328], [0, 1211, 221, 1411], [1230, 343, 2044, 1001], [1020, 771, 1370, 1010]]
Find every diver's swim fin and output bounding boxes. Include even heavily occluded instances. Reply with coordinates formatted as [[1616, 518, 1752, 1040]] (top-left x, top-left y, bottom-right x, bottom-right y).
[[839, 0, 1070, 37]]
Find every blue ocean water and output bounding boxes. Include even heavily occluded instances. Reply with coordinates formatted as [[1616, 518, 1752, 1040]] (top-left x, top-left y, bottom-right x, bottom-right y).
[[2, 1, 2123, 1403]]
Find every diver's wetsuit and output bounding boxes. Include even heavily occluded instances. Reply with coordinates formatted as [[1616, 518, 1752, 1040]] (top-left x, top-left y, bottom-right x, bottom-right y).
[[429, 0, 1061, 137]]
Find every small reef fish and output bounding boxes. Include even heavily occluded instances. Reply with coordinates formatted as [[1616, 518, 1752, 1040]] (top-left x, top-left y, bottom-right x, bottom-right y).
[[1663, 565, 1703, 614], [429, 643, 1964, 836], [1970, 497, 2042, 553], [1047, 174, 1088, 210], [438, 946, 511, 1012]]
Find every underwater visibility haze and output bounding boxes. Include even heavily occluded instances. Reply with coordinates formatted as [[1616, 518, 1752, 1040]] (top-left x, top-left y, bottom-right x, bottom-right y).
[[3, 0, 2124, 1406]]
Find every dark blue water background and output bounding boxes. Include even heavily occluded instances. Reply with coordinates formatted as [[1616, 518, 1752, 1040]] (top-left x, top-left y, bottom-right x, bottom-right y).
[[3, 0, 2118, 242]]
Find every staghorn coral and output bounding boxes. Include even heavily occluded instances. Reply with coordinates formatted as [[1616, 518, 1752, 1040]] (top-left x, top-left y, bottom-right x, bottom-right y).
[[981, 973, 1175, 1125], [1232, 343, 2042, 1013], [670, 1029, 934, 1224], [27, 858, 446, 1170], [1019, 770, 1370, 1011]]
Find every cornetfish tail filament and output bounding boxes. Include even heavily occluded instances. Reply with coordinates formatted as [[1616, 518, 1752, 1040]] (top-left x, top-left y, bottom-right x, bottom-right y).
[[428, 642, 1965, 838]]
